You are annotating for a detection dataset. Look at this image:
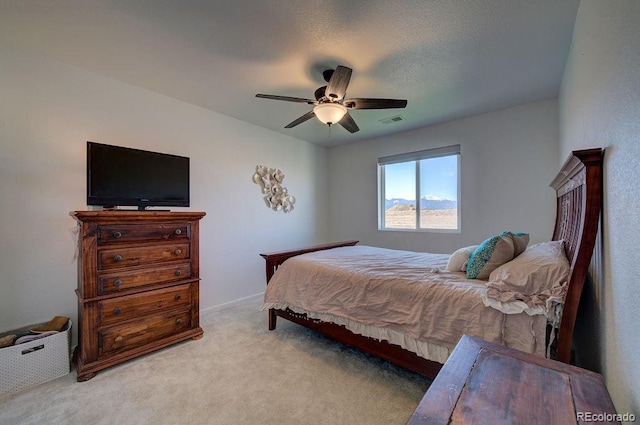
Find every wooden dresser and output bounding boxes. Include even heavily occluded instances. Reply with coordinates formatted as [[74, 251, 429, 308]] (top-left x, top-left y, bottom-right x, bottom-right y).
[[407, 335, 619, 424], [72, 211, 206, 381]]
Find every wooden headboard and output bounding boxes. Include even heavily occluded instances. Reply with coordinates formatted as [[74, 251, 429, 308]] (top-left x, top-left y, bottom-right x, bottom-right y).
[[549, 148, 603, 363]]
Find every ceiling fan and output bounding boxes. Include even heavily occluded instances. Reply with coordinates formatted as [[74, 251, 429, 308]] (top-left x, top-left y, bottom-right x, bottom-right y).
[[255, 65, 407, 133]]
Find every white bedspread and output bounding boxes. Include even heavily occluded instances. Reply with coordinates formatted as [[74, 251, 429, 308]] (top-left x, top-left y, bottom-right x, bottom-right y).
[[262, 245, 547, 363]]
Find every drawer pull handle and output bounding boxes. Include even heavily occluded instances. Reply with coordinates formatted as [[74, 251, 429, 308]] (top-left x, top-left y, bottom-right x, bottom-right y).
[[174, 249, 182, 256], [114, 336, 123, 343], [176, 318, 183, 325], [175, 294, 182, 301], [113, 231, 122, 239], [175, 269, 182, 277], [113, 307, 122, 315], [174, 229, 182, 235], [113, 254, 122, 263], [113, 279, 123, 287]]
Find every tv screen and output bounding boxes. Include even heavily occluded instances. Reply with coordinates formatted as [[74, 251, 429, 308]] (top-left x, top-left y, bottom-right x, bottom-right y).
[[87, 142, 190, 209]]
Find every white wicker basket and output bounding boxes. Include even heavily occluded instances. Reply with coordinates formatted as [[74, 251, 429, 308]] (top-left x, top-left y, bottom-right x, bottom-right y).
[[0, 320, 71, 398]]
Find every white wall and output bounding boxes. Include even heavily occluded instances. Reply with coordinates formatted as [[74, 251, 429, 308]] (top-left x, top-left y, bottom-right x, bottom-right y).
[[559, 0, 640, 416], [0, 45, 328, 336], [327, 100, 559, 254]]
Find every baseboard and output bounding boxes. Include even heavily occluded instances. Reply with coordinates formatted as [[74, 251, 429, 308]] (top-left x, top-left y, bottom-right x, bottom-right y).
[[199, 291, 265, 314]]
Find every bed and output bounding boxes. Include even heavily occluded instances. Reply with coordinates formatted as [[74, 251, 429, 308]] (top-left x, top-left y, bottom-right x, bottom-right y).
[[260, 148, 603, 378]]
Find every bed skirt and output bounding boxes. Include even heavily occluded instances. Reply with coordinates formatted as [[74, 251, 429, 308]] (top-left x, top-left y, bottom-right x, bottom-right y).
[[262, 302, 456, 364]]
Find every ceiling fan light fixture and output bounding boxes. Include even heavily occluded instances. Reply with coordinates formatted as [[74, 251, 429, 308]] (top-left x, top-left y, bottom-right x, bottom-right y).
[[313, 102, 347, 125]]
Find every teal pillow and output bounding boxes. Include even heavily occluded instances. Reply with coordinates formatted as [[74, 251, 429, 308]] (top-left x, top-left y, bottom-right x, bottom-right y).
[[509, 232, 530, 256], [466, 232, 516, 279]]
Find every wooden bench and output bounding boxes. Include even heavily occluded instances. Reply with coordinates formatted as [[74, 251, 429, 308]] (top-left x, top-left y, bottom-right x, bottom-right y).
[[407, 335, 619, 424]]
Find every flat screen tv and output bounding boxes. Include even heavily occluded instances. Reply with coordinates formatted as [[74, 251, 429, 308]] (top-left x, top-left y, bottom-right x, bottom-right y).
[[87, 141, 190, 210]]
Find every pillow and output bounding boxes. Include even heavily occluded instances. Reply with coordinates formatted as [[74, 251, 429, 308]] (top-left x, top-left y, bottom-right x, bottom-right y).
[[466, 232, 515, 279], [445, 245, 478, 272], [509, 232, 530, 256], [482, 240, 570, 317]]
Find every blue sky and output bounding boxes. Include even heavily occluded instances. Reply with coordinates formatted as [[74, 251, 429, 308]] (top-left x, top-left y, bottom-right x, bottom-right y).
[[385, 155, 458, 200]]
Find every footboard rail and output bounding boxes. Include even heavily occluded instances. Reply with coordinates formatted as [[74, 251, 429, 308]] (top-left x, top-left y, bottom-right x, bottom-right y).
[[259, 240, 359, 282]]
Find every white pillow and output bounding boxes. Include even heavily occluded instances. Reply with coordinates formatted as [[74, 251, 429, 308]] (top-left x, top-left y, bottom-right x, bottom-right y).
[[445, 245, 478, 272], [482, 240, 570, 316]]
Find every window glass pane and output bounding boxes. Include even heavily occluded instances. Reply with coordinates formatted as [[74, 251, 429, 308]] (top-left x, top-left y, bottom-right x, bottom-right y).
[[419, 156, 458, 229], [384, 161, 416, 229]]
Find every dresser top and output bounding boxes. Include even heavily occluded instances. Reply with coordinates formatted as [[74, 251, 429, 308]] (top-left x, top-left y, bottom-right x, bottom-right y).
[[72, 210, 206, 223]]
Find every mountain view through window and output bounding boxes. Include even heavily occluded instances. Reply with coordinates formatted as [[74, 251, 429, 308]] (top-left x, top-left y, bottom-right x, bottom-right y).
[[381, 153, 459, 231]]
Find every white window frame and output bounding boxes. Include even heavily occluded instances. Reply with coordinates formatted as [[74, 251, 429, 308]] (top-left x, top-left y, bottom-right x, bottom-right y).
[[378, 144, 461, 233]]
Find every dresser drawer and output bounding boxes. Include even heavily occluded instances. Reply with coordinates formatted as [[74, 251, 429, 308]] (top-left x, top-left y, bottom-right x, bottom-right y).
[[97, 223, 190, 245], [99, 309, 192, 356], [98, 284, 192, 326], [98, 263, 192, 295], [98, 243, 189, 270]]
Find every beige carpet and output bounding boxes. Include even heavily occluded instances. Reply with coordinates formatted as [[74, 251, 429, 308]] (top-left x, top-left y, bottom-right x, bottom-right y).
[[0, 295, 431, 425]]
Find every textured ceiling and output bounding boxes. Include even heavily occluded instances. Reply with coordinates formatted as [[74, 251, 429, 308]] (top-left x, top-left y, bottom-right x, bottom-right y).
[[0, 0, 580, 147]]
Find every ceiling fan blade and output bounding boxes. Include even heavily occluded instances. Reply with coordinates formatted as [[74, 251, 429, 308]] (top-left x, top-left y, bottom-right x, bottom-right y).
[[344, 98, 407, 109], [338, 112, 360, 133], [284, 110, 316, 128], [326, 66, 352, 101], [256, 94, 316, 104]]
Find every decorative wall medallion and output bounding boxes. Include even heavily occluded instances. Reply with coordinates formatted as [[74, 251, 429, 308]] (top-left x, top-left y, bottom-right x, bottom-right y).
[[252, 165, 296, 213]]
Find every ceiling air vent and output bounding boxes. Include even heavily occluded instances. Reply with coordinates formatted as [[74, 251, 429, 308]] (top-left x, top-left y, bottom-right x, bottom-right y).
[[379, 115, 404, 125]]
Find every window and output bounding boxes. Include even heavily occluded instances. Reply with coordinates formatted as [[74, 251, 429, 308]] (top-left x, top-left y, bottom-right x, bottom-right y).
[[378, 145, 460, 232]]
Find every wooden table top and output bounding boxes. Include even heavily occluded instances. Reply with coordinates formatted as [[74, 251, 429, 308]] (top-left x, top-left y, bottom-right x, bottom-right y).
[[406, 335, 619, 424]]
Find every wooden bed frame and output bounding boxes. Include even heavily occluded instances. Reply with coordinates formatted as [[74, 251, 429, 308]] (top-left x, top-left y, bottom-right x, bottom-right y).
[[260, 148, 603, 378]]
